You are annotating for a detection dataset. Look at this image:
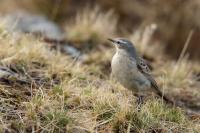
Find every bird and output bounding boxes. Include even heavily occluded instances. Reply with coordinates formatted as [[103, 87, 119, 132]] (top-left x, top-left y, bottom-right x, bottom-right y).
[[108, 38, 172, 104]]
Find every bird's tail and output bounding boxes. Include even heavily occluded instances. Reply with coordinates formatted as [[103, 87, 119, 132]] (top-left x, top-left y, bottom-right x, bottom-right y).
[[146, 74, 174, 104]]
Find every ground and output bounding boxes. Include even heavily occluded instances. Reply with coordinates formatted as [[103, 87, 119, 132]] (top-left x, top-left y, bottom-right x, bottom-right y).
[[0, 7, 200, 133]]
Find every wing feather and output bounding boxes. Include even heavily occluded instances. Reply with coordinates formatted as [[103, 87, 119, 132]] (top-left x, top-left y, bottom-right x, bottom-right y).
[[137, 58, 173, 104]]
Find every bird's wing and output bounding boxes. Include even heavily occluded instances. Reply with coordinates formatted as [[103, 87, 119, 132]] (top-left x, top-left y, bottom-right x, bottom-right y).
[[137, 57, 151, 74], [136, 57, 159, 91], [137, 57, 173, 103]]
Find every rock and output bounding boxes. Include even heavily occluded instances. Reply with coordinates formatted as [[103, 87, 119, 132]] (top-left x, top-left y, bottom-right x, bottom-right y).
[[50, 42, 83, 59], [2, 11, 65, 41], [1, 11, 82, 58], [61, 44, 81, 58]]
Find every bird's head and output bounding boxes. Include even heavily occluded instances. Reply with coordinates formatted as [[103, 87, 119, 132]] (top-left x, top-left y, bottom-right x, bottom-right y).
[[108, 38, 138, 58], [108, 38, 133, 49]]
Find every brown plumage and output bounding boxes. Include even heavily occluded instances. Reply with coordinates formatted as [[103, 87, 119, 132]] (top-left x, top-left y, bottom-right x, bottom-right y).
[[136, 57, 173, 103]]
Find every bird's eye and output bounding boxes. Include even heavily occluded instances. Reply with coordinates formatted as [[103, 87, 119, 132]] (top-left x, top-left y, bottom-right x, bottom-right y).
[[116, 41, 120, 44]]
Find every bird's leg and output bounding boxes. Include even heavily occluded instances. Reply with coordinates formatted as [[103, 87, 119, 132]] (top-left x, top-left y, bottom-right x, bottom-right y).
[[136, 95, 144, 111], [138, 95, 144, 104], [133, 93, 145, 111]]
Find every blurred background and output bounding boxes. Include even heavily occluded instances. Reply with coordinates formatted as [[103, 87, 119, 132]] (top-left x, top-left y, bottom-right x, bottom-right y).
[[0, 0, 199, 59]]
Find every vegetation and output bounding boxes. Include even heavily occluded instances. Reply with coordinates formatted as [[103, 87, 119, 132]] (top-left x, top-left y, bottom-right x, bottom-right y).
[[0, 4, 200, 133]]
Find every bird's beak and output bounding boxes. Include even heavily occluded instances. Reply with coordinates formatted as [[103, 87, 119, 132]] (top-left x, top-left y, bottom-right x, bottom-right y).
[[108, 38, 116, 43]]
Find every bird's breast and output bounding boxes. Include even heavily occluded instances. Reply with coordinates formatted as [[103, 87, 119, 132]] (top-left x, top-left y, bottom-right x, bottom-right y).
[[111, 52, 137, 75], [111, 52, 137, 83], [111, 52, 151, 91]]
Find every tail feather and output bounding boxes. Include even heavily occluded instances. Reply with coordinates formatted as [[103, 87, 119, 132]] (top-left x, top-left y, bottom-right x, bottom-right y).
[[145, 74, 174, 104]]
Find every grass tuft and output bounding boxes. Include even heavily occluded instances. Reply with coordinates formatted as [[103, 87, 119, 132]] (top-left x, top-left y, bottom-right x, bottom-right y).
[[0, 14, 200, 132], [129, 24, 164, 60], [65, 6, 117, 47]]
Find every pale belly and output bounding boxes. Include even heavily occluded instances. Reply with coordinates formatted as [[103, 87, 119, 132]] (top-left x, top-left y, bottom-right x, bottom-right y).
[[111, 53, 151, 92]]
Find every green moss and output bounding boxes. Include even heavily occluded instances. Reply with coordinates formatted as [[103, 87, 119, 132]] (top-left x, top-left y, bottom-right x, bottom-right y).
[[93, 102, 117, 121], [44, 111, 71, 128], [83, 87, 92, 96], [52, 85, 63, 95], [166, 108, 186, 123]]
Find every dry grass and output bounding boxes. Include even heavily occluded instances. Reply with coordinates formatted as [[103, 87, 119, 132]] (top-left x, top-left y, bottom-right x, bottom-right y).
[[129, 24, 165, 61], [159, 58, 193, 88], [0, 23, 200, 132], [65, 6, 117, 47], [1, 0, 200, 58], [0, 6, 200, 132]]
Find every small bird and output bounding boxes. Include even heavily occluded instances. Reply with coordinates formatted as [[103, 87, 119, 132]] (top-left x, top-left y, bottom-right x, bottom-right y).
[[108, 38, 172, 104]]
